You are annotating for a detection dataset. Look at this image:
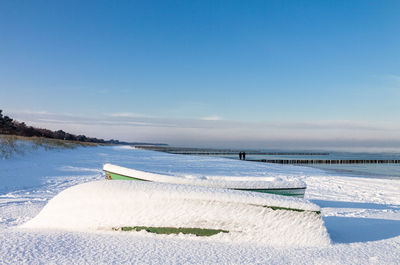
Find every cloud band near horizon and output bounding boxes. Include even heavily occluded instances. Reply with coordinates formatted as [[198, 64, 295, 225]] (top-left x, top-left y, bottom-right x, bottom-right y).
[[5, 110, 400, 152]]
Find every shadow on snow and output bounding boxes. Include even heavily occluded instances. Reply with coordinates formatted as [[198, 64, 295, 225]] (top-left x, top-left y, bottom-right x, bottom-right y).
[[323, 216, 400, 243], [311, 199, 400, 243], [311, 199, 399, 210]]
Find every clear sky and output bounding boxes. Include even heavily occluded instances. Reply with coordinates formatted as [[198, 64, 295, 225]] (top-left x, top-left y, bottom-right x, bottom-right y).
[[1, 0, 400, 150]]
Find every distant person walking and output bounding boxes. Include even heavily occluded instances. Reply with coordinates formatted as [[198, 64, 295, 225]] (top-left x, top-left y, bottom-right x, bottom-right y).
[[239, 152, 243, 160], [243, 152, 246, 160]]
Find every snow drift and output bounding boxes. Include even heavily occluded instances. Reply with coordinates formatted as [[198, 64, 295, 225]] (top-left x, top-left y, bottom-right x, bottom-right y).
[[22, 180, 330, 247]]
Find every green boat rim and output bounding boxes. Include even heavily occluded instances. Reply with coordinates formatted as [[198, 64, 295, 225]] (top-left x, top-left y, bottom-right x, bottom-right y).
[[112, 226, 229, 236], [264, 205, 321, 214]]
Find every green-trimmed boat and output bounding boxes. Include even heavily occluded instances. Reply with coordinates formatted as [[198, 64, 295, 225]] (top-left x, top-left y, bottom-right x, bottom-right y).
[[103, 163, 306, 197]]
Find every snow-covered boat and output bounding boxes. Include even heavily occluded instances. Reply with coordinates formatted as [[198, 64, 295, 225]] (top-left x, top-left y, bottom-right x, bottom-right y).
[[22, 180, 330, 246], [103, 163, 307, 197]]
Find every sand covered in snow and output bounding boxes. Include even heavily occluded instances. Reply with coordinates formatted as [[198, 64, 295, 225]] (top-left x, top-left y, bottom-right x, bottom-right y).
[[0, 145, 399, 264]]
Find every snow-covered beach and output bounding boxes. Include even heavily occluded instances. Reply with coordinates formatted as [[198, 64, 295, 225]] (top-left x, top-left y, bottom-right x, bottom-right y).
[[0, 145, 399, 264]]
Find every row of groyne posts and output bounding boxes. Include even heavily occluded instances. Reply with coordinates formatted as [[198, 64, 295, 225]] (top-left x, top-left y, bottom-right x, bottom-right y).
[[134, 146, 400, 164], [249, 159, 400, 164], [167, 151, 400, 164]]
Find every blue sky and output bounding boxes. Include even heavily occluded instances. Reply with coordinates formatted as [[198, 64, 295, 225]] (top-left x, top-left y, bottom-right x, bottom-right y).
[[1, 1, 400, 149]]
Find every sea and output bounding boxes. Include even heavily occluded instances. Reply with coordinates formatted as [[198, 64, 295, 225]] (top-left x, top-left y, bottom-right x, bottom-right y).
[[219, 150, 400, 179]]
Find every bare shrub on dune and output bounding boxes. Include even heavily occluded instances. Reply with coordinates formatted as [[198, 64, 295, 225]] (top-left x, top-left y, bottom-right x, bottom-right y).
[[0, 135, 98, 159]]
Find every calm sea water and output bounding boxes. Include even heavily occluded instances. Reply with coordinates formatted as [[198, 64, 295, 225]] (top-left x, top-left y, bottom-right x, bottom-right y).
[[222, 151, 400, 179]]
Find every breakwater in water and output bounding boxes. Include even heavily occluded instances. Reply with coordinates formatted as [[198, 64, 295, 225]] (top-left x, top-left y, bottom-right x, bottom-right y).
[[135, 145, 400, 164], [164, 152, 328, 155], [135, 145, 400, 177], [249, 159, 400, 164], [134, 145, 328, 156]]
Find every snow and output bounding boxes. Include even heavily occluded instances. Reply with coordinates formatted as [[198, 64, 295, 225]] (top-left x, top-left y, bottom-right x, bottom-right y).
[[1, 145, 400, 264], [103, 163, 306, 189]]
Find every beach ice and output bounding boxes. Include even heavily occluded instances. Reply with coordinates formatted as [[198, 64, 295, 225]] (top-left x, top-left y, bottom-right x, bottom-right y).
[[0, 145, 399, 264]]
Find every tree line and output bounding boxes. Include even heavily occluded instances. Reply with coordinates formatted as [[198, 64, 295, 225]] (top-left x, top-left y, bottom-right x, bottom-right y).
[[0, 110, 124, 144]]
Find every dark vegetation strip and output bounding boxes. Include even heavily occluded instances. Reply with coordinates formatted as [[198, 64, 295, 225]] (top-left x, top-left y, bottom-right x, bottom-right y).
[[0, 110, 165, 146], [0, 110, 115, 144], [113, 226, 229, 236]]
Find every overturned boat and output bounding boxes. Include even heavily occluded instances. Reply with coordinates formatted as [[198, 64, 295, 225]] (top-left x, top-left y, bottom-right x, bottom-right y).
[[22, 180, 330, 247], [103, 163, 307, 197]]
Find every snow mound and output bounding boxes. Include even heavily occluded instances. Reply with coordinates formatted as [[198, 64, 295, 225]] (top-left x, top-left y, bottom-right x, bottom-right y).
[[21, 180, 330, 247]]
